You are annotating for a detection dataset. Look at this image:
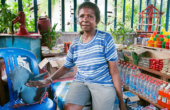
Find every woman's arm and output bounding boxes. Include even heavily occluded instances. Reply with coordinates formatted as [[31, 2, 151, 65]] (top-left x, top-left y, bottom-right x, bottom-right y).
[[26, 66, 71, 88], [108, 61, 126, 110]]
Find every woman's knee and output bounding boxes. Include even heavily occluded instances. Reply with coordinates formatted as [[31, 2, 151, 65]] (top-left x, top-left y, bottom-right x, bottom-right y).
[[64, 103, 84, 110]]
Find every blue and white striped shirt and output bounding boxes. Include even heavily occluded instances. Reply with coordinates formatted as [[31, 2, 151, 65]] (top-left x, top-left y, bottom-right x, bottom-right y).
[[63, 29, 118, 85]]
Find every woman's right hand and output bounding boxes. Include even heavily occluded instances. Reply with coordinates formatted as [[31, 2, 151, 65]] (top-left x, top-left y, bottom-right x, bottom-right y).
[[26, 77, 53, 88]]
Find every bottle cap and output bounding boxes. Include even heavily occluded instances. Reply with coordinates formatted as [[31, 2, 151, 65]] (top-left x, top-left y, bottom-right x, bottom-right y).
[[165, 42, 169, 45], [155, 34, 158, 38], [156, 38, 160, 41], [153, 38, 156, 41], [160, 38, 164, 41]]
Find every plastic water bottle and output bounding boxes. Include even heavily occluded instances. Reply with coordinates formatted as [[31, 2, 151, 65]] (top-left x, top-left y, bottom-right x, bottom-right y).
[[142, 77, 148, 96], [133, 75, 137, 92], [143, 77, 152, 97], [139, 75, 148, 94], [153, 83, 161, 103], [125, 66, 131, 87], [129, 64, 133, 69], [136, 73, 144, 94], [149, 81, 156, 101], [151, 81, 162, 103], [135, 67, 141, 75], [139, 78, 145, 94], [122, 62, 126, 66], [135, 75, 141, 94], [146, 79, 155, 98], [129, 68, 136, 91], [122, 65, 127, 85]]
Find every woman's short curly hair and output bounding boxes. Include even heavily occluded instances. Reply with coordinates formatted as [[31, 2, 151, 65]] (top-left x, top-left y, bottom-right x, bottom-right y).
[[77, 2, 100, 24]]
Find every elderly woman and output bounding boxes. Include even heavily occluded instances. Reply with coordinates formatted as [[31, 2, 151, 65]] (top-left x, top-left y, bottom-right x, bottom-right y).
[[27, 2, 126, 110]]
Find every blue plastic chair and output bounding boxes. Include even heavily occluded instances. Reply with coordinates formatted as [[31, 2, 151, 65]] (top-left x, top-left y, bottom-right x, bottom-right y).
[[0, 48, 56, 110]]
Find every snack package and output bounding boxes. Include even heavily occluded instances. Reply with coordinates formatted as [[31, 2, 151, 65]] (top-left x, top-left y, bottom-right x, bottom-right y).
[[142, 104, 157, 110]]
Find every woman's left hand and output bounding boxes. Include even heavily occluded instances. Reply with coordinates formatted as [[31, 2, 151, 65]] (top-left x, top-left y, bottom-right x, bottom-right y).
[[119, 103, 127, 110]]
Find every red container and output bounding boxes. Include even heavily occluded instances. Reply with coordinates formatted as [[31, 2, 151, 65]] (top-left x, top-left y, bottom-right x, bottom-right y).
[[158, 41, 162, 48], [153, 31, 157, 35], [165, 42, 169, 49], [156, 38, 160, 41], [64, 42, 68, 53], [150, 41, 154, 47]]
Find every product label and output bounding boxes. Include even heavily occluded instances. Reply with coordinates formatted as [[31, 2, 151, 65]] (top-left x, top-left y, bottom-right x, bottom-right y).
[[162, 97, 167, 103], [158, 95, 162, 100], [167, 99, 170, 104]]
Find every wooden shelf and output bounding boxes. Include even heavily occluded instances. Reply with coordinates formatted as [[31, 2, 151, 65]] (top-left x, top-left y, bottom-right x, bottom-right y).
[[123, 86, 164, 109], [137, 65, 170, 79], [133, 44, 170, 51]]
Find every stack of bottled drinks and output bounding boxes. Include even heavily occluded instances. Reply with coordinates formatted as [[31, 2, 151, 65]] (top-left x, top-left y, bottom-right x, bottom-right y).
[[118, 61, 170, 109]]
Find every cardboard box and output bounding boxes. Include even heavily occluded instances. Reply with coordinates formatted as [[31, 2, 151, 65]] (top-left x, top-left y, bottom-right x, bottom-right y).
[[39, 56, 77, 79], [122, 49, 145, 65], [123, 91, 140, 105]]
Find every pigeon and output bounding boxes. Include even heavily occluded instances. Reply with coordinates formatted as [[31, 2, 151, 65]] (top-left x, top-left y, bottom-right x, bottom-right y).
[[8, 66, 48, 104]]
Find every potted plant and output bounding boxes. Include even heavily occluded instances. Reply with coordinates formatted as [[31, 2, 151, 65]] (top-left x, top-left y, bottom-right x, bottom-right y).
[[0, 3, 17, 34], [110, 22, 133, 45], [110, 22, 134, 61], [40, 23, 62, 50]]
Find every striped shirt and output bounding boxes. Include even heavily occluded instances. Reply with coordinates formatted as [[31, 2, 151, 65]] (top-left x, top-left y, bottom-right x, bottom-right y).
[[63, 29, 118, 85]]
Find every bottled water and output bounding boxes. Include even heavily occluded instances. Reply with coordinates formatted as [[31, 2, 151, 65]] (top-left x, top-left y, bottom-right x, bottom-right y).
[[139, 75, 148, 94], [149, 81, 156, 101], [133, 75, 137, 91], [135, 67, 141, 75], [135, 75, 141, 94], [125, 66, 131, 87], [143, 77, 152, 97], [129, 68, 136, 91], [146, 79, 155, 98], [122, 65, 127, 85], [153, 83, 161, 103]]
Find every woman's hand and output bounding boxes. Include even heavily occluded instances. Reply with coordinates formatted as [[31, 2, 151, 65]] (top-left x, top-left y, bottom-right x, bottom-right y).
[[119, 103, 127, 110], [26, 77, 53, 88]]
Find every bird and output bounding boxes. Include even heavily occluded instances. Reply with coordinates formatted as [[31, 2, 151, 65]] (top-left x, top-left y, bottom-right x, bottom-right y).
[[8, 66, 48, 104]]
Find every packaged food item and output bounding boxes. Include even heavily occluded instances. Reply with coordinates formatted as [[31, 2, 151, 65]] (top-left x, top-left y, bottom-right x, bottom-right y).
[[141, 104, 157, 110]]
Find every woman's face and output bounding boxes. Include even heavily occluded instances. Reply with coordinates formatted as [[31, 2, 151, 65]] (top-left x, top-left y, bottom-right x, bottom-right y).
[[78, 7, 97, 32]]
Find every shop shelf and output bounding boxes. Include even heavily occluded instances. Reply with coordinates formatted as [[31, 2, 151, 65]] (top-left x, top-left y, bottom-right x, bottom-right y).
[[137, 65, 170, 79], [123, 86, 164, 109], [133, 44, 170, 51]]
